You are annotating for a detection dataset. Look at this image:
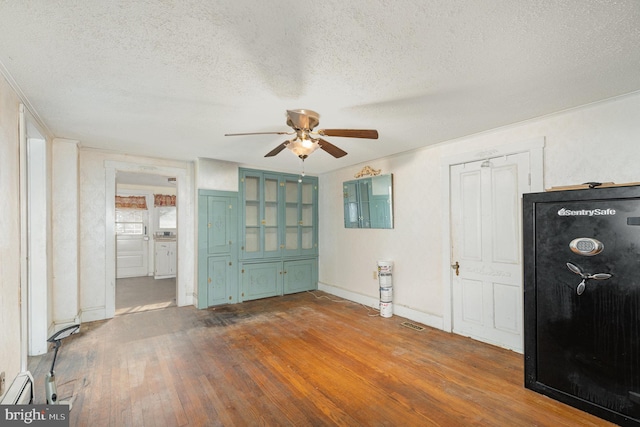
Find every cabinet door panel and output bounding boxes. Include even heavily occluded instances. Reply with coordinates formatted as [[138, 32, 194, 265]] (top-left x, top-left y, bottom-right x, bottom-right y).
[[284, 259, 317, 294], [207, 198, 231, 255], [242, 262, 281, 301], [208, 256, 229, 306]]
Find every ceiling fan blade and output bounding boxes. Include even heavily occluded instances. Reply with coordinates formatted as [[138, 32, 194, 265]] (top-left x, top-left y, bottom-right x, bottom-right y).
[[264, 141, 289, 157], [225, 131, 293, 136], [318, 138, 347, 158], [319, 129, 379, 139]]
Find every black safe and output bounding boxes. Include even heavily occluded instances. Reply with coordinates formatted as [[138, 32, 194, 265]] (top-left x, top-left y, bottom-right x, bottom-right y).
[[523, 186, 640, 427]]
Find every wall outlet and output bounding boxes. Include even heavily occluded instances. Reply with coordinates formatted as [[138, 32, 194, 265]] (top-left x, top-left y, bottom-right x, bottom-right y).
[[373, 270, 378, 280], [0, 371, 5, 396]]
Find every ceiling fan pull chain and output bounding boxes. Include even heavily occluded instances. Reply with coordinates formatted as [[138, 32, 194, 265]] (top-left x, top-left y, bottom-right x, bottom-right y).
[[299, 158, 306, 182]]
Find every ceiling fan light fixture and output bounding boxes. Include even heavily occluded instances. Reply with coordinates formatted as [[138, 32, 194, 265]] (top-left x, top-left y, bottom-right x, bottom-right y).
[[287, 137, 319, 159]]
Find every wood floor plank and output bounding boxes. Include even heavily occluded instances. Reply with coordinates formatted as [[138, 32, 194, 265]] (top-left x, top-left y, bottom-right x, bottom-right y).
[[28, 291, 616, 426]]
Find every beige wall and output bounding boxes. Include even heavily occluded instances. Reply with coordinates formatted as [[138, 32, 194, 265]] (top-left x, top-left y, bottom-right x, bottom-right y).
[[318, 91, 640, 329], [0, 73, 23, 379]]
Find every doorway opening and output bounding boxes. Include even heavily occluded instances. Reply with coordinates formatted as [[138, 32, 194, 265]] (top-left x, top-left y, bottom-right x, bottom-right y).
[[115, 276, 176, 315], [114, 171, 177, 315]]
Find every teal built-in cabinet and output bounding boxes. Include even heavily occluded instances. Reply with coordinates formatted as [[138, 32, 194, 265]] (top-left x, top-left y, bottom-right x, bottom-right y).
[[239, 168, 318, 301], [197, 170, 319, 308]]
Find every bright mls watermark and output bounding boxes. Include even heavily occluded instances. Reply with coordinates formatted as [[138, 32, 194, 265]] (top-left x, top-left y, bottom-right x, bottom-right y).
[[0, 405, 69, 426]]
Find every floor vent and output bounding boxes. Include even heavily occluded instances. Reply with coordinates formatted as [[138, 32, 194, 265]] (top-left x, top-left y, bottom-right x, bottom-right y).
[[401, 322, 425, 331]]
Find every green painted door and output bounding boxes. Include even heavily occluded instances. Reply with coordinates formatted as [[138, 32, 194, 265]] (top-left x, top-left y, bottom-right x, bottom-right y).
[[198, 190, 238, 308]]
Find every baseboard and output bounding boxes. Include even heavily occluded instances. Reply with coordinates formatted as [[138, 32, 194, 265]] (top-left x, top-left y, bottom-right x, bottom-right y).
[[48, 311, 82, 338], [80, 306, 106, 322], [318, 282, 444, 331]]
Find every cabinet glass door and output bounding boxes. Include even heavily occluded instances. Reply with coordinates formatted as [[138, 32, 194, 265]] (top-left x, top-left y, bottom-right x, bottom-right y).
[[282, 177, 317, 256], [283, 178, 299, 256], [243, 174, 261, 258], [300, 178, 317, 255], [263, 174, 281, 257]]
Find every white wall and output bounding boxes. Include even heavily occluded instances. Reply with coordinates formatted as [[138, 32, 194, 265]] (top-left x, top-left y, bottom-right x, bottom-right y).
[[0, 73, 23, 381], [318, 91, 640, 329], [196, 157, 239, 191], [52, 139, 81, 328]]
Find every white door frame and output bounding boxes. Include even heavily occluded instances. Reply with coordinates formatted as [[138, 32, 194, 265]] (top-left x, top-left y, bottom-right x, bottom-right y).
[[105, 161, 191, 318], [19, 105, 51, 365], [440, 137, 545, 333]]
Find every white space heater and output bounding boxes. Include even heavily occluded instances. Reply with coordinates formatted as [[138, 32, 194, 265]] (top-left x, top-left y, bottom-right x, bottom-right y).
[[0, 372, 34, 405]]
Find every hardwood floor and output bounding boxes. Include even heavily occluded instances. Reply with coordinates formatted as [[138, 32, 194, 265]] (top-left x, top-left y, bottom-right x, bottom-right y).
[[116, 276, 176, 316], [28, 291, 614, 426]]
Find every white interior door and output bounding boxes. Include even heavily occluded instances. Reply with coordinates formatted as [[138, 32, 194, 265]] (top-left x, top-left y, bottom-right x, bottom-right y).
[[116, 209, 149, 278], [450, 153, 530, 352]]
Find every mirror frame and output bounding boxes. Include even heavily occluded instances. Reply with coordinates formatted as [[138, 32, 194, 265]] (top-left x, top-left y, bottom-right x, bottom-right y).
[[343, 173, 393, 229]]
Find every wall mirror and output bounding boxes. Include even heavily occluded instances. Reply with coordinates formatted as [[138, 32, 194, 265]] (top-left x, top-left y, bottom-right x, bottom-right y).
[[343, 174, 393, 229]]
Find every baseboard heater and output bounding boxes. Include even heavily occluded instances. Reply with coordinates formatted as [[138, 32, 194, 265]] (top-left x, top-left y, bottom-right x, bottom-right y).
[[0, 372, 33, 405]]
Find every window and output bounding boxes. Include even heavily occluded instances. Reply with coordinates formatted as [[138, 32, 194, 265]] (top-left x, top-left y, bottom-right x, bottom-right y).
[[157, 206, 177, 229], [115, 209, 146, 235]]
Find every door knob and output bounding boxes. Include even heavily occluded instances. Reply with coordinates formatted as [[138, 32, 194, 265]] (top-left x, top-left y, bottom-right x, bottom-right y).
[[451, 261, 460, 276]]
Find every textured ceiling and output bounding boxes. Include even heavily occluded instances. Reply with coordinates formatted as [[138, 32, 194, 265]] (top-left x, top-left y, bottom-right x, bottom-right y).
[[1, 0, 639, 175]]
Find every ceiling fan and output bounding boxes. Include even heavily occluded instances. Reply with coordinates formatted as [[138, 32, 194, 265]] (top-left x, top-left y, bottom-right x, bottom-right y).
[[225, 109, 379, 160]]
